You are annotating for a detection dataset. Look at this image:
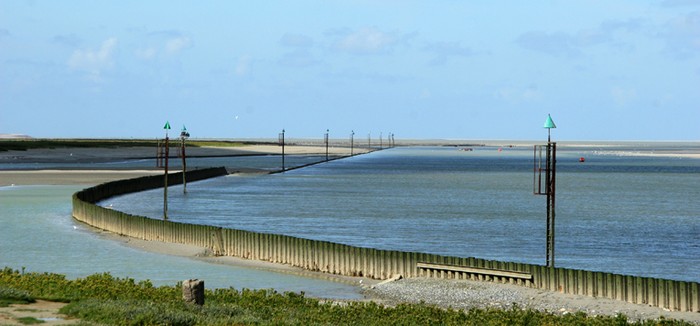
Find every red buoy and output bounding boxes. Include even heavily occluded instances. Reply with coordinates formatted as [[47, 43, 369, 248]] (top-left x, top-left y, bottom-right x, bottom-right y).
[[579, 157, 585, 162]]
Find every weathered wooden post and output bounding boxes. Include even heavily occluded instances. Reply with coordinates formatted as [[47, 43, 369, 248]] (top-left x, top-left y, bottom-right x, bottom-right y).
[[182, 279, 205, 305]]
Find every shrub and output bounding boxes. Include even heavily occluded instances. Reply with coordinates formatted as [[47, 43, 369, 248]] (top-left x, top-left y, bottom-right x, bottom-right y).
[[1, 268, 694, 325], [0, 286, 35, 307]]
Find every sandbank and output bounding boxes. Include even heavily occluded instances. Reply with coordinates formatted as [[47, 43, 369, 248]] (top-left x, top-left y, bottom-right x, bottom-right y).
[[0, 144, 368, 164], [590, 150, 700, 159], [0, 143, 368, 186], [0, 170, 164, 187]]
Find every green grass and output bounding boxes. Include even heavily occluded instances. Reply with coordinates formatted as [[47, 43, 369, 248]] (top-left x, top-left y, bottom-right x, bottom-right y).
[[0, 268, 691, 325], [15, 316, 45, 324], [0, 286, 35, 307], [0, 139, 158, 152]]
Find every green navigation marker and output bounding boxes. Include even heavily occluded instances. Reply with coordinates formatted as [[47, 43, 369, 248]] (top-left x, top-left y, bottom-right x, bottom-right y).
[[543, 114, 556, 129], [164, 121, 171, 130]]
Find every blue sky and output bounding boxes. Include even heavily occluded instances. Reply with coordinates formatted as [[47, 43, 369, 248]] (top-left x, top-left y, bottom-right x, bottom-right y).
[[1, 1, 699, 141]]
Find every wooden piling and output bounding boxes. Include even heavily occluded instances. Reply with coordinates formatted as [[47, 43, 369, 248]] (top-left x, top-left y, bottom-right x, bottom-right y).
[[72, 167, 700, 313]]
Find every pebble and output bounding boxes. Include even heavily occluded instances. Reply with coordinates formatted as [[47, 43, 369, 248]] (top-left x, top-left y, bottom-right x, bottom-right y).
[[368, 278, 524, 311], [364, 277, 700, 325]]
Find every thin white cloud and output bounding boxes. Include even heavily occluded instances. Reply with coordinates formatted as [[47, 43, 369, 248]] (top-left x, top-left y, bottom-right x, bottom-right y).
[[516, 19, 648, 57], [236, 55, 252, 76], [494, 85, 541, 103], [611, 86, 637, 106], [52, 33, 81, 47], [280, 33, 314, 47], [135, 47, 157, 60], [600, 18, 648, 33], [423, 41, 475, 65], [661, 10, 700, 58], [279, 34, 318, 67], [661, 0, 700, 7], [517, 13, 699, 59], [516, 31, 581, 57], [165, 36, 191, 54], [68, 37, 117, 82], [278, 49, 319, 67], [332, 27, 398, 55], [419, 89, 431, 99], [134, 31, 192, 61]]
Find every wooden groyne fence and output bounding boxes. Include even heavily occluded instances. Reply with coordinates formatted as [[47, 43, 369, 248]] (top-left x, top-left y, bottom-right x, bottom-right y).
[[72, 168, 700, 313]]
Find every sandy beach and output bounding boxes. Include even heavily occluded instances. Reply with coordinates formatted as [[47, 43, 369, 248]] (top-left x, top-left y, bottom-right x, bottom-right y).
[[1, 143, 698, 324]]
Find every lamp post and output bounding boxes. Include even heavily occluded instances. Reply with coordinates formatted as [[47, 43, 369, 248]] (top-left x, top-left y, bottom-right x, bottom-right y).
[[180, 125, 190, 194], [324, 129, 329, 161], [163, 121, 171, 219], [279, 129, 285, 171]]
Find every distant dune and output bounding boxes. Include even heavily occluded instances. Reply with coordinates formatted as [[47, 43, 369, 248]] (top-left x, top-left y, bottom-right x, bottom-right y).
[[0, 134, 32, 139]]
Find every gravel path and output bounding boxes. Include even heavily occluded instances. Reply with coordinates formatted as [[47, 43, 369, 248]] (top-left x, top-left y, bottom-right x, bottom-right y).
[[364, 277, 700, 325]]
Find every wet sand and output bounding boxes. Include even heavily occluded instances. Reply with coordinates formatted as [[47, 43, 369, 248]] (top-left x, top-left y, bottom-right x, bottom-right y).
[[0, 170, 164, 186], [0, 144, 369, 186]]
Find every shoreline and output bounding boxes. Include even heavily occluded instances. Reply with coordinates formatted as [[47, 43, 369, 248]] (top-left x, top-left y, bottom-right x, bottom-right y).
[[99, 231, 381, 290], [2, 144, 699, 324], [98, 226, 700, 324], [588, 150, 700, 159], [0, 170, 165, 187]]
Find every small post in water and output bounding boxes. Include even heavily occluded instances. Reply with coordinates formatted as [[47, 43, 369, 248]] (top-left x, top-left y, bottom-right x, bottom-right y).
[[279, 129, 285, 171], [533, 114, 557, 268], [180, 125, 190, 194], [163, 121, 171, 219], [350, 130, 355, 156], [325, 129, 329, 161]]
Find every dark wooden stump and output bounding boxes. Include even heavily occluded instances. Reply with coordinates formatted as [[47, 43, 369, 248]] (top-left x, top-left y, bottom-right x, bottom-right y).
[[182, 279, 204, 305]]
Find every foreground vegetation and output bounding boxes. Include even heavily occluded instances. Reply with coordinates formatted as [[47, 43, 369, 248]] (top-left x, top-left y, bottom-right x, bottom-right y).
[[0, 268, 691, 325], [0, 139, 277, 152]]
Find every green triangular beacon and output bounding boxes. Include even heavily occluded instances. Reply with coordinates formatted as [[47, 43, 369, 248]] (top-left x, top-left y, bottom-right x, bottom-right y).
[[164, 121, 171, 130], [543, 114, 556, 129]]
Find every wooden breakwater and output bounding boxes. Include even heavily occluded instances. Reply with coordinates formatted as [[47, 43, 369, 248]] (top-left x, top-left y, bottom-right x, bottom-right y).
[[72, 168, 700, 312]]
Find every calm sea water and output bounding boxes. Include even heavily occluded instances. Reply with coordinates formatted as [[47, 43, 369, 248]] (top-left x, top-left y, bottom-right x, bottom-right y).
[[106, 146, 700, 282], [0, 185, 364, 299]]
